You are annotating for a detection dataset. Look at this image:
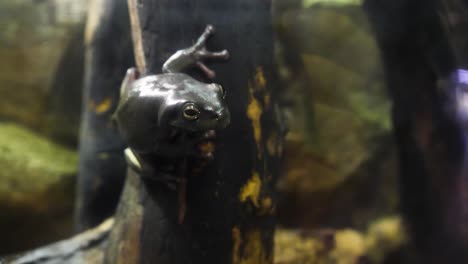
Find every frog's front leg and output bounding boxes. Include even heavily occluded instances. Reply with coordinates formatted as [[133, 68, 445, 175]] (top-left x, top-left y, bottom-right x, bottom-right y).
[[162, 25, 229, 79]]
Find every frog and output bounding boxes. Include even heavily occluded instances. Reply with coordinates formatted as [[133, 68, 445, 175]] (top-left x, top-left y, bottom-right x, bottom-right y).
[[113, 25, 230, 223]]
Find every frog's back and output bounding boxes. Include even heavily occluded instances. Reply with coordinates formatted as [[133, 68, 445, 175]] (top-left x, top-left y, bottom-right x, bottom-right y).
[[130, 73, 194, 95], [115, 73, 193, 153]]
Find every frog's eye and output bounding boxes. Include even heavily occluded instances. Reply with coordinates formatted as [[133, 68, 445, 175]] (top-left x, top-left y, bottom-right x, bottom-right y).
[[183, 103, 200, 120]]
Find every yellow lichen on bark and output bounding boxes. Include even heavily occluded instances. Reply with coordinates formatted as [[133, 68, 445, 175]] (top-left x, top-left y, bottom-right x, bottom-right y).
[[255, 67, 267, 89], [259, 197, 274, 215], [239, 173, 262, 207], [264, 93, 271, 110], [247, 86, 263, 157], [89, 97, 113, 114], [253, 67, 272, 110], [232, 227, 272, 264], [261, 197, 272, 210], [248, 66, 270, 158], [266, 132, 278, 156]]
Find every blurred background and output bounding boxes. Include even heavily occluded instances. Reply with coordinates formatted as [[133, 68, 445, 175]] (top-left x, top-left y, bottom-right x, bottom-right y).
[[0, 0, 405, 262], [0, 0, 85, 253]]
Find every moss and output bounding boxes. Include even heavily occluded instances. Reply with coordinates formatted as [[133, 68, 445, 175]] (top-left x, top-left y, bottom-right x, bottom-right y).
[[331, 230, 365, 263], [365, 216, 407, 263], [275, 215, 407, 264], [247, 88, 263, 155], [0, 122, 77, 253], [303, 0, 362, 8], [239, 173, 262, 207], [0, 122, 77, 206], [274, 230, 323, 264]]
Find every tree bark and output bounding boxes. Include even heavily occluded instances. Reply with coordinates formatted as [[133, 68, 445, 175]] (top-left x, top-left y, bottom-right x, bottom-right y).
[[105, 0, 283, 263], [75, 0, 134, 231]]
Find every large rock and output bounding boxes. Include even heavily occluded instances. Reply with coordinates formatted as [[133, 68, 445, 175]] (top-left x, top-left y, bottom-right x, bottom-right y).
[[0, 0, 87, 146], [0, 122, 78, 254]]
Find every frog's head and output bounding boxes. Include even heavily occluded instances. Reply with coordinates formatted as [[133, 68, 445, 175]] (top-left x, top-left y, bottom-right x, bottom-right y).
[[158, 76, 230, 133]]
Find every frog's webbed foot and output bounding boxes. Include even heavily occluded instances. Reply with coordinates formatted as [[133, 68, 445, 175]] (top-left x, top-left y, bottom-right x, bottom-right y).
[[162, 25, 229, 79]]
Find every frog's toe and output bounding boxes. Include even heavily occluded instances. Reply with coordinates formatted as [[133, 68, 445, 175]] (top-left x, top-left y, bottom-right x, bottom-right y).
[[205, 24, 215, 35], [195, 61, 216, 79]]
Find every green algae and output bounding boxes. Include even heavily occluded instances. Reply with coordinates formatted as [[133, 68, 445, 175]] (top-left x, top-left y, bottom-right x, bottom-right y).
[[0, 122, 77, 203]]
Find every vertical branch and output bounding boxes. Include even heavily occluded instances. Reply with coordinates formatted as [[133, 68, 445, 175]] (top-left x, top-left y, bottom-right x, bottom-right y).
[[76, 0, 134, 231], [105, 0, 283, 263], [127, 0, 146, 73]]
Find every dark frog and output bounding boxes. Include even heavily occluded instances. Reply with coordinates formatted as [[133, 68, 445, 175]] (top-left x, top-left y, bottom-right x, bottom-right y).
[[115, 71, 230, 156], [114, 25, 230, 223], [114, 25, 230, 173]]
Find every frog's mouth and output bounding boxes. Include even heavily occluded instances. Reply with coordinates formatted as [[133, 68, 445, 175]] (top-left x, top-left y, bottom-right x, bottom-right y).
[[168, 129, 217, 159]]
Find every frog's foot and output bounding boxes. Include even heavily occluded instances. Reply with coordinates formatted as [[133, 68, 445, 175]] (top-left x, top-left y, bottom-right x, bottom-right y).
[[194, 49, 229, 79], [192, 25, 229, 79], [162, 25, 230, 79], [192, 24, 216, 50]]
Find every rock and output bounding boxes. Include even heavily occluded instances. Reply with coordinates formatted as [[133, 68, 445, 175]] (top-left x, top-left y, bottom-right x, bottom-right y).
[[365, 217, 407, 263], [0, 122, 78, 254], [0, 0, 87, 146], [274, 216, 407, 264]]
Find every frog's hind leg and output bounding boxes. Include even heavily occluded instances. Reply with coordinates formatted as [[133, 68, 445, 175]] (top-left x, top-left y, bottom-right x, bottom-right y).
[[120, 67, 139, 97]]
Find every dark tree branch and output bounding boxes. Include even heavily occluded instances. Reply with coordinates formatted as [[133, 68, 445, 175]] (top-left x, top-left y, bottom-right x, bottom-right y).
[[104, 0, 283, 263]]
